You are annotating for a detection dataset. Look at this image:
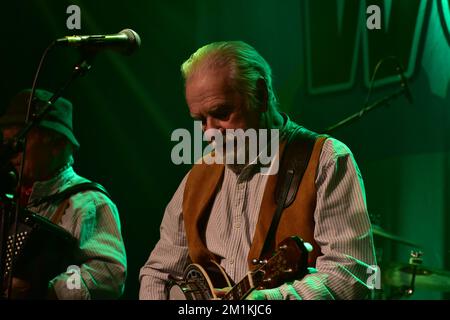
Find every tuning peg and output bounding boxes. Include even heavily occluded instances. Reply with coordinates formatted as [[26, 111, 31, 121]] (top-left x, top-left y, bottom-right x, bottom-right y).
[[278, 244, 288, 250], [252, 258, 268, 265], [283, 268, 294, 274]]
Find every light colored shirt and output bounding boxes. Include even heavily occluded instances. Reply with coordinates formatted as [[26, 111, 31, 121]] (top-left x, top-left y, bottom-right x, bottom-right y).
[[139, 125, 376, 300], [26, 165, 127, 299]]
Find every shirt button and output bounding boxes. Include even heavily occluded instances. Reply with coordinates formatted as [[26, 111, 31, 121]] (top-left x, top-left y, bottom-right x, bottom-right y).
[[230, 260, 234, 265], [235, 223, 241, 229]]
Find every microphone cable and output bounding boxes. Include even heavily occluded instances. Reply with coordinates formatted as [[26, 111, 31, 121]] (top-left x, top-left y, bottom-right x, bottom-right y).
[[4, 40, 56, 299], [363, 55, 412, 111]]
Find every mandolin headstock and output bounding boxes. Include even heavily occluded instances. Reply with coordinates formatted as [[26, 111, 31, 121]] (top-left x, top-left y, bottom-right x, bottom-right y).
[[252, 236, 309, 290]]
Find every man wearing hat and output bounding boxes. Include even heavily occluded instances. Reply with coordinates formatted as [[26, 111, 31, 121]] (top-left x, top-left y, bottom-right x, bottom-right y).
[[0, 89, 127, 299]]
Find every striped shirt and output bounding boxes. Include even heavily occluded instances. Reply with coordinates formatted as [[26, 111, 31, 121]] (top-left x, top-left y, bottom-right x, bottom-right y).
[[139, 124, 376, 300], [26, 165, 127, 299]]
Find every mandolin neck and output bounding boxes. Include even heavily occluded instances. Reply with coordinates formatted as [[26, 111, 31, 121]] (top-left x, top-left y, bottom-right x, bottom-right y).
[[222, 270, 263, 300]]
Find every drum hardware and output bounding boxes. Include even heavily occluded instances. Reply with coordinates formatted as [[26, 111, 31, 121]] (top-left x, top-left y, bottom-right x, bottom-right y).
[[402, 250, 423, 296], [383, 252, 450, 298], [372, 225, 423, 248]]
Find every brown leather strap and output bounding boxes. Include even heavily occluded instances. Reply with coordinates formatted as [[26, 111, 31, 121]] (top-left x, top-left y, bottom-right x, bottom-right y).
[[35, 182, 111, 225], [28, 182, 111, 208], [260, 127, 322, 259], [275, 127, 323, 208], [247, 135, 328, 268], [49, 198, 70, 225]]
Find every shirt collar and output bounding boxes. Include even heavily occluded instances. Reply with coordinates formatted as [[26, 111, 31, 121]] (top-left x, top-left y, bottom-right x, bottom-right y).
[[29, 165, 77, 203]]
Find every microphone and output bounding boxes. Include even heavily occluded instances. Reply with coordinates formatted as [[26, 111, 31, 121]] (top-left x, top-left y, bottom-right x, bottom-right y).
[[55, 28, 141, 55], [396, 64, 413, 104]]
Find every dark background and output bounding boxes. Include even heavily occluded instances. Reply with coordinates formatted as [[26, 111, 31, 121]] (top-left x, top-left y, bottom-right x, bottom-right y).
[[1, 0, 449, 299]]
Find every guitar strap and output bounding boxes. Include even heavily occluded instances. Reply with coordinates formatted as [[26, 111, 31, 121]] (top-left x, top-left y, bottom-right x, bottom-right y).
[[27, 182, 111, 224], [50, 198, 70, 224], [260, 126, 320, 258]]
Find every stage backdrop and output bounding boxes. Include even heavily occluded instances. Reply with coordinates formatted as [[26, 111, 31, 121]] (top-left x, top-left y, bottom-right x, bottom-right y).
[[1, 0, 449, 299]]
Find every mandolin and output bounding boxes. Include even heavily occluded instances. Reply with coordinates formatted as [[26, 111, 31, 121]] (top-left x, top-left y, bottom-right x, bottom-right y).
[[167, 235, 309, 300]]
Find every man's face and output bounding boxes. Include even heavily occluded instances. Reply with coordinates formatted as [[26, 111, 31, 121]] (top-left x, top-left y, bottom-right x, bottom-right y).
[[185, 67, 264, 163], [1, 126, 59, 183], [185, 66, 262, 133]]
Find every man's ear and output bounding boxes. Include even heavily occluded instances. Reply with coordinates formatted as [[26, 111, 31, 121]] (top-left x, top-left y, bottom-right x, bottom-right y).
[[256, 78, 269, 113]]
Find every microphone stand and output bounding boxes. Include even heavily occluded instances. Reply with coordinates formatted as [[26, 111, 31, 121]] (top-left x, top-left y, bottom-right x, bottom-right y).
[[402, 250, 423, 297], [386, 250, 423, 300], [323, 87, 407, 134], [0, 53, 94, 299], [0, 170, 16, 299]]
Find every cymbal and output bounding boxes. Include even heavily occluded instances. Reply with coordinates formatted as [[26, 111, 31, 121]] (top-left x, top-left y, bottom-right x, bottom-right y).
[[383, 262, 450, 292], [372, 225, 423, 248]]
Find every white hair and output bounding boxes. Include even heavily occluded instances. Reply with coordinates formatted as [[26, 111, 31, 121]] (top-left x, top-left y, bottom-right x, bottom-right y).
[[181, 41, 278, 111]]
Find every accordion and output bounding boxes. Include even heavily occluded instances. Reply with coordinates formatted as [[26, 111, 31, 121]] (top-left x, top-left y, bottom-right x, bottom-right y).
[[2, 210, 81, 298]]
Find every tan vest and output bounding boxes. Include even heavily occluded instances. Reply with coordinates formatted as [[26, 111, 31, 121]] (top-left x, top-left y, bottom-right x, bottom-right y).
[[182, 135, 327, 270]]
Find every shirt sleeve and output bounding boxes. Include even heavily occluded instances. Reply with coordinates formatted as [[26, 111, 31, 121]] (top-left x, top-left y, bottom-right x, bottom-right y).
[[48, 193, 127, 299], [264, 138, 377, 300], [139, 173, 190, 300]]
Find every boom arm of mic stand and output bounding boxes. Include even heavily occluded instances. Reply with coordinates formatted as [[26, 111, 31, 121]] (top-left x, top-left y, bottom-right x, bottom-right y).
[[5, 57, 93, 155], [323, 88, 406, 135]]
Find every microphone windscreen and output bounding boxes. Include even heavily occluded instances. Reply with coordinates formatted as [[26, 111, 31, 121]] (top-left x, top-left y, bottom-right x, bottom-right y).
[[119, 29, 141, 55]]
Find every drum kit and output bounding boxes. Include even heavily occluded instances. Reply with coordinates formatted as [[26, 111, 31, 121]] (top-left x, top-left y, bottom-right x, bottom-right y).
[[372, 224, 450, 299]]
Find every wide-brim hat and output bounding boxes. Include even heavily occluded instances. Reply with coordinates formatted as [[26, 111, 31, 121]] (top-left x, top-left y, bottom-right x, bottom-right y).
[[0, 89, 80, 149]]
